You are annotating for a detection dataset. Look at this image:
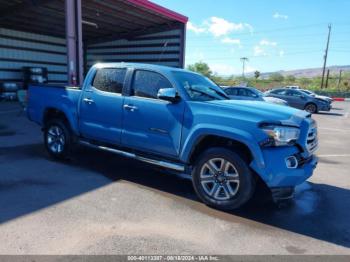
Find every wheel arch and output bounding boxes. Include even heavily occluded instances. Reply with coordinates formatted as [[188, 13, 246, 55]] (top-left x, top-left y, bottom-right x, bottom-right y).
[[42, 107, 78, 134], [180, 125, 265, 169], [304, 102, 318, 112]]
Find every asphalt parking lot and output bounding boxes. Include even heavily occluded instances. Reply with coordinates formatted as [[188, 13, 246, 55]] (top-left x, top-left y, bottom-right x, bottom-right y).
[[0, 101, 349, 255]]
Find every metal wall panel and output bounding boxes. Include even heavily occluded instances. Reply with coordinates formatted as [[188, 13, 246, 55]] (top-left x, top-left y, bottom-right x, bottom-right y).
[[0, 28, 67, 84], [86, 29, 183, 70]]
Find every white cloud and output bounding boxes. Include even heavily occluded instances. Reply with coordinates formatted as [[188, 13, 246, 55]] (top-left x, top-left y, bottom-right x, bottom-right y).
[[273, 12, 288, 20], [221, 37, 241, 45], [279, 50, 285, 57], [209, 63, 257, 76], [187, 21, 206, 34], [186, 17, 254, 41], [207, 17, 236, 37], [254, 39, 279, 56], [206, 17, 254, 37], [260, 39, 277, 46], [243, 23, 254, 34], [187, 49, 205, 61], [210, 63, 239, 75], [254, 45, 267, 56]]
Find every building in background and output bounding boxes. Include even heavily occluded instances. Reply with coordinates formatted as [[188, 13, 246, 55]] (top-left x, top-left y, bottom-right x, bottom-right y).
[[0, 0, 187, 87]]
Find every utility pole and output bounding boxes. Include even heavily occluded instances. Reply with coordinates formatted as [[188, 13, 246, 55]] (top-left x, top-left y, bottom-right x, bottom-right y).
[[321, 24, 332, 89], [325, 69, 330, 89], [337, 70, 343, 89], [240, 57, 248, 78]]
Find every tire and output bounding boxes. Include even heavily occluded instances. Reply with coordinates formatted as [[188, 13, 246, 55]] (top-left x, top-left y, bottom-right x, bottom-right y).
[[44, 119, 72, 160], [304, 103, 318, 114], [191, 147, 255, 210]]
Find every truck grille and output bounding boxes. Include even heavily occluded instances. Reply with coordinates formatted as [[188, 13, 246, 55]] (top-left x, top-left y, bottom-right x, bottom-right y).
[[306, 121, 318, 154]]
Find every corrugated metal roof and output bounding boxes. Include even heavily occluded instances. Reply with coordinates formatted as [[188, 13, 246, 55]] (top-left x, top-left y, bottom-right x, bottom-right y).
[[0, 0, 187, 41]]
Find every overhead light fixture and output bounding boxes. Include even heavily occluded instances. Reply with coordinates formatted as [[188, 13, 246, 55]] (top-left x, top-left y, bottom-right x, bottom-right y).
[[82, 20, 98, 29]]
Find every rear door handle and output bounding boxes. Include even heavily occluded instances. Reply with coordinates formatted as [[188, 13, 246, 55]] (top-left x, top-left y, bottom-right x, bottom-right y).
[[123, 104, 138, 112], [83, 98, 95, 104]]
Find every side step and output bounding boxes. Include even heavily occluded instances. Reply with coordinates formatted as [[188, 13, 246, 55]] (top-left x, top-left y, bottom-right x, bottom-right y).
[[79, 141, 185, 172]]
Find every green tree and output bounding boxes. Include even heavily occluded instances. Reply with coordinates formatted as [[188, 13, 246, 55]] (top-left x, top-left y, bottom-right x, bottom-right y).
[[254, 71, 260, 80], [187, 62, 213, 78], [269, 72, 284, 82], [298, 77, 312, 87], [285, 75, 296, 83]]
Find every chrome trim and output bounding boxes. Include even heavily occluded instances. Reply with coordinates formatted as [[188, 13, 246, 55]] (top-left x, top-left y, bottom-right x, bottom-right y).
[[305, 120, 318, 154], [79, 141, 185, 172], [285, 156, 298, 169]]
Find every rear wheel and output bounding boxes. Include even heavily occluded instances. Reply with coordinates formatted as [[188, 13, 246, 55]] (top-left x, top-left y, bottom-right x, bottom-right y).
[[192, 147, 255, 210], [305, 103, 318, 114], [44, 119, 72, 160]]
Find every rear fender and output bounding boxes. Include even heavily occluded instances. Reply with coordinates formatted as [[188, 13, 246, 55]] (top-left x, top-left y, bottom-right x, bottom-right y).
[[43, 102, 79, 135]]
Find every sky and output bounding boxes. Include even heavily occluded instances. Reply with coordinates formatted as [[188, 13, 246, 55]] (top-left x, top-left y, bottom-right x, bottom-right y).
[[152, 0, 350, 75]]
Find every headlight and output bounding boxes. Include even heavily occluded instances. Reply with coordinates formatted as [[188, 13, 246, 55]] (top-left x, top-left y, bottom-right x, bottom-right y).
[[317, 99, 328, 104], [261, 125, 300, 146]]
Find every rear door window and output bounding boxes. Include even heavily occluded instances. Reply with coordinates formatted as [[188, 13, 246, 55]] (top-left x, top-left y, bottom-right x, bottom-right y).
[[272, 89, 288, 95], [225, 88, 238, 95], [93, 68, 127, 94], [132, 70, 173, 99]]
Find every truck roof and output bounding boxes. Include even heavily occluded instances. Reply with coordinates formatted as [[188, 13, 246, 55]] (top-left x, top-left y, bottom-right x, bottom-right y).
[[93, 62, 189, 74]]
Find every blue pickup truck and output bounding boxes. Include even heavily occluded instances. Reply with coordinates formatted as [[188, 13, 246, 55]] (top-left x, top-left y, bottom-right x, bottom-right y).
[[27, 63, 318, 210]]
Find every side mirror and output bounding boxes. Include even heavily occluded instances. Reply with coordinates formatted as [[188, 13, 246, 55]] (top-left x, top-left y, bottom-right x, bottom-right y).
[[157, 88, 180, 103]]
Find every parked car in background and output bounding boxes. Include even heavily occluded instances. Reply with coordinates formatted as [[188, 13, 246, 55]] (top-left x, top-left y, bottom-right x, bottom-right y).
[[27, 63, 318, 210], [265, 88, 331, 113], [300, 89, 333, 103], [286, 85, 301, 89], [224, 86, 288, 106]]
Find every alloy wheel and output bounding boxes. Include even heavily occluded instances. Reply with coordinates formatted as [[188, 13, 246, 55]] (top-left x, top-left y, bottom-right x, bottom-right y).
[[199, 158, 240, 201], [47, 125, 65, 154]]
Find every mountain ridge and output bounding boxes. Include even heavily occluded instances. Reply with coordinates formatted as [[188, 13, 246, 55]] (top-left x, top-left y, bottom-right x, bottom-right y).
[[258, 65, 350, 79]]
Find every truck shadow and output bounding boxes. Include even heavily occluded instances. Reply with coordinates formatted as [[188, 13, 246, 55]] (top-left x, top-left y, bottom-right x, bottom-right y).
[[62, 147, 350, 248], [0, 144, 349, 249]]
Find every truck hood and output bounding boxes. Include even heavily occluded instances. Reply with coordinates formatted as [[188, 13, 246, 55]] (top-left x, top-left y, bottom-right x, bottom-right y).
[[205, 99, 309, 126]]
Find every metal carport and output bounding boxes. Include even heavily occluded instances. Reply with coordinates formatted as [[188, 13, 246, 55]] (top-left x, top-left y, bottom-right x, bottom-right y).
[[0, 0, 187, 86]]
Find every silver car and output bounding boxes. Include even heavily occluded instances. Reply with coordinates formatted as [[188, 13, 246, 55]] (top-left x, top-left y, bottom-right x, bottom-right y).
[[265, 88, 331, 113], [224, 86, 288, 106]]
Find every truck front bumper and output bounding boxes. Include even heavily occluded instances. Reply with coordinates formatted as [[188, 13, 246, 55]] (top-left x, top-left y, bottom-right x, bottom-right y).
[[250, 146, 318, 188]]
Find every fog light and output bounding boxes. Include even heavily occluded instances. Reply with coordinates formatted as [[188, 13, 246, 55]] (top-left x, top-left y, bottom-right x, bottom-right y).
[[285, 156, 298, 169]]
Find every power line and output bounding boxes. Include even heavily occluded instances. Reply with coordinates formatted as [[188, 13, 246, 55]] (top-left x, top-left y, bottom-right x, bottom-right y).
[[187, 50, 323, 61], [186, 22, 350, 38]]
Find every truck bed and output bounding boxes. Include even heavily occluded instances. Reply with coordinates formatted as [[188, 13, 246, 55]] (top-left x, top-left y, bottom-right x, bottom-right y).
[[27, 84, 82, 127]]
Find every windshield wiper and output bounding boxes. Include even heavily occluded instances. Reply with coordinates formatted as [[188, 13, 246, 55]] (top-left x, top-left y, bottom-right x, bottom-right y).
[[188, 87, 218, 100], [208, 87, 229, 99]]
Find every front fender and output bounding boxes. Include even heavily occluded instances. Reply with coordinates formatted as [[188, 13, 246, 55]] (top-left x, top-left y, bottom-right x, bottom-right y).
[[180, 124, 265, 169]]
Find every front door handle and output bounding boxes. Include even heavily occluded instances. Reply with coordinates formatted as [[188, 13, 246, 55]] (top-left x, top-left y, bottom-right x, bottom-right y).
[[83, 98, 95, 105], [123, 104, 138, 112]]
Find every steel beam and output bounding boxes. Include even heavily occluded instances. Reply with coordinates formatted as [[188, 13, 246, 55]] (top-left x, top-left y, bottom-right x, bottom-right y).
[[65, 0, 83, 86]]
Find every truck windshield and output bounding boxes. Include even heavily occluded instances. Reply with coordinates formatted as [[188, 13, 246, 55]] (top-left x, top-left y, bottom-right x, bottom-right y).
[[173, 71, 229, 101]]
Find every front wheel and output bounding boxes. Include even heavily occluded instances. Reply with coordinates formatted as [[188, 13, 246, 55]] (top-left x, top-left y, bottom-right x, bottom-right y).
[[305, 103, 318, 114], [44, 119, 72, 160], [192, 147, 255, 210]]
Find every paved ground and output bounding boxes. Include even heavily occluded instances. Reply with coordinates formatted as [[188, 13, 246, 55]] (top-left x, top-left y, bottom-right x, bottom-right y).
[[0, 102, 349, 255]]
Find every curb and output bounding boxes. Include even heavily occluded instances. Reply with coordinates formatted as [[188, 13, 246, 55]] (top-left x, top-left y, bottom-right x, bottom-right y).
[[332, 98, 350, 102]]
